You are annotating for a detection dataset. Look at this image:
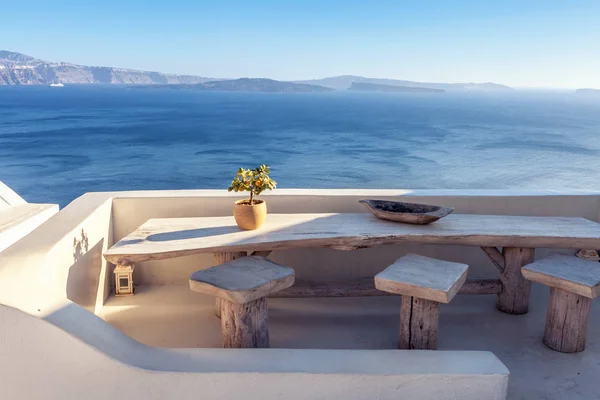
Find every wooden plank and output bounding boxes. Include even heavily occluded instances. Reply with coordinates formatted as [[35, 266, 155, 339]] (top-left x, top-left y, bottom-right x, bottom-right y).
[[104, 213, 600, 265], [481, 247, 505, 272], [221, 297, 269, 348], [458, 279, 503, 295], [496, 247, 535, 315], [190, 256, 295, 304], [543, 287, 592, 353], [522, 254, 600, 299], [213, 252, 246, 318], [374, 254, 468, 303], [271, 278, 502, 297], [399, 296, 440, 350]]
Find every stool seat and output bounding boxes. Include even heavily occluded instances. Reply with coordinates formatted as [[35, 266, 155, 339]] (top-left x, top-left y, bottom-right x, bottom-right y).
[[190, 256, 295, 303], [375, 253, 469, 303], [522, 254, 600, 299]]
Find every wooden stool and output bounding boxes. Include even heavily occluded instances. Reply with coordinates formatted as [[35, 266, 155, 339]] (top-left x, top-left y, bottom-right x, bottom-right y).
[[189, 256, 295, 348], [522, 254, 600, 353], [375, 253, 468, 350]]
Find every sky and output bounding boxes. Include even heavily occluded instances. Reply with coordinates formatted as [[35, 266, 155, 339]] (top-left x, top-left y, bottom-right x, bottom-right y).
[[2, 0, 599, 88]]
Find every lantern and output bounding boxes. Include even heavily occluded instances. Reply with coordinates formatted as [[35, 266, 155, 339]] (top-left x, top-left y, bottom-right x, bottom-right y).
[[114, 265, 135, 296]]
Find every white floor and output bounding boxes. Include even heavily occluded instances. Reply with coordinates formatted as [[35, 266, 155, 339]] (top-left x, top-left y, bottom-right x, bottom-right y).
[[101, 284, 600, 400]]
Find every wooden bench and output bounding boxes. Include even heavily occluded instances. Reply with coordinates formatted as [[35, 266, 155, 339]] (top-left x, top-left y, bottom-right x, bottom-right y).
[[375, 253, 469, 350], [522, 254, 600, 353], [189, 256, 295, 348]]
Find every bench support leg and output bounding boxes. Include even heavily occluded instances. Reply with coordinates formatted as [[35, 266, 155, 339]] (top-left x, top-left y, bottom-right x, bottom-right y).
[[497, 247, 535, 315], [221, 297, 269, 348], [399, 296, 440, 350], [213, 252, 247, 318], [544, 287, 591, 353]]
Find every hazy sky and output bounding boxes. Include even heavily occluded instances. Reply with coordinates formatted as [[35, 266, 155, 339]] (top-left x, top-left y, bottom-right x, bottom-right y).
[[2, 0, 599, 88]]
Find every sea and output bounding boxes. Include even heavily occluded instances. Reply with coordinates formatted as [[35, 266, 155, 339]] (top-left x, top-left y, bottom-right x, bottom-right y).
[[1, 85, 599, 207]]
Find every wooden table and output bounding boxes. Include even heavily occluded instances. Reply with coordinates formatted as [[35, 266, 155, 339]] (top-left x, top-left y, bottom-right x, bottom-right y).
[[104, 213, 600, 315]]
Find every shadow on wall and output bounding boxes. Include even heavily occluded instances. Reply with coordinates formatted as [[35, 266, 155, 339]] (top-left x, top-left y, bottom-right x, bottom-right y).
[[73, 229, 89, 262], [67, 229, 104, 312]]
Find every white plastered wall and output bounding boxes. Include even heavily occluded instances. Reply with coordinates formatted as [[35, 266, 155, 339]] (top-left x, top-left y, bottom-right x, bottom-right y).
[[0, 304, 509, 400], [4, 188, 600, 400]]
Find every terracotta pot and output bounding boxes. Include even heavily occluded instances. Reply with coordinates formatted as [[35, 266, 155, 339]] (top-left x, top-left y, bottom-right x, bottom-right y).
[[233, 199, 267, 230]]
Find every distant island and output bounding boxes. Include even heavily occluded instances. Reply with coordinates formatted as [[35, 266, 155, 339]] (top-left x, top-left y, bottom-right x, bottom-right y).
[[1, 50, 515, 92], [135, 78, 333, 93], [295, 75, 513, 92], [576, 88, 600, 95], [348, 82, 445, 93]]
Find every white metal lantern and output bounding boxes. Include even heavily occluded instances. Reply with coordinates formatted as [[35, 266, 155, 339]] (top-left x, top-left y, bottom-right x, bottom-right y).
[[114, 265, 135, 296]]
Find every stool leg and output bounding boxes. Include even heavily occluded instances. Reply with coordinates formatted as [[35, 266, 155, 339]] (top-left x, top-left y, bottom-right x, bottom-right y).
[[399, 296, 440, 350], [544, 287, 592, 353], [221, 297, 269, 348], [214, 251, 247, 318]]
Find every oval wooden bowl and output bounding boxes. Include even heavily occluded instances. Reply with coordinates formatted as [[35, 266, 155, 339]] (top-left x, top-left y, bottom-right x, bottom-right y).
[[359, 199, 454, 225]]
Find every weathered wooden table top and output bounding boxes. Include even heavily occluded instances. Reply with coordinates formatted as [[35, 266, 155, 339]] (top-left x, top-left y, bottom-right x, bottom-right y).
[[103, 213, 600, 265]]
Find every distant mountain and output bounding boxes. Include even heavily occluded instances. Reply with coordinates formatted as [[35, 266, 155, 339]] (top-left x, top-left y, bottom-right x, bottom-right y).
[[349, 82, 445, 93], [135, 78, 333, 93], [295, 75, 513, 92], [0, 50, 42, 64], [0, 51, 216, 85], [1, 50, 515, 91], [576, 88, 600, 95]]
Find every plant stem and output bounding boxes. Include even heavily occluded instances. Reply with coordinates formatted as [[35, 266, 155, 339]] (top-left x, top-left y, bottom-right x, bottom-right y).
[[249, 191, 254, 205]]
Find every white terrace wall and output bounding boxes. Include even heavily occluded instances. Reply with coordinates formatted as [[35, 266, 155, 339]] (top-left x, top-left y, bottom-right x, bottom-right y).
[[0, 181, 59, 253], [111, 189, 600, 286], [0, 305, 509, 400], [3, 188, 599, 400], [0, 180, 25, 209], [0, 192, 113, 316]]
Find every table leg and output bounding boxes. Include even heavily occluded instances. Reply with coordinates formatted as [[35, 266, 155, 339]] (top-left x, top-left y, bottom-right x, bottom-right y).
[[213, 252, 247, 318], [496, 247, 535, 315]]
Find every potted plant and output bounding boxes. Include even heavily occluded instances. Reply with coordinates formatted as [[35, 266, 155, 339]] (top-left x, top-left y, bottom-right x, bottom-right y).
[[228, 164, 277, 230]]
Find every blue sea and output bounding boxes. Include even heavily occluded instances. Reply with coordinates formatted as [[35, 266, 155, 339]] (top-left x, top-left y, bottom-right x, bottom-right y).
[[1, 85, 599, 207]]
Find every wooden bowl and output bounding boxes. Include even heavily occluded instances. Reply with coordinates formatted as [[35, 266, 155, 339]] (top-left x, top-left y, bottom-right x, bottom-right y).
[[359, 199, 454, 225]]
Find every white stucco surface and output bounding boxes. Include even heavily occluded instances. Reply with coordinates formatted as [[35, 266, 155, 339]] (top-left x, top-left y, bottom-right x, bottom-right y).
[[0, 180, 26, 208], [0, 305, 508, 400], [0, 181, 58, 252], [3, 189, 600, 400], [101, 284, 600, 400], [0, 203, 59, 252]]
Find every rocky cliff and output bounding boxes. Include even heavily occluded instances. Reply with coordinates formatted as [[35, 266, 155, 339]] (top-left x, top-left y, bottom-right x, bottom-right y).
[[0, 51, 214, 85]]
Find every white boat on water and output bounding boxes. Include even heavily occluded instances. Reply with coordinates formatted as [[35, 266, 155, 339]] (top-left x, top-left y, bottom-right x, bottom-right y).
[[49, 82, 64, 87]]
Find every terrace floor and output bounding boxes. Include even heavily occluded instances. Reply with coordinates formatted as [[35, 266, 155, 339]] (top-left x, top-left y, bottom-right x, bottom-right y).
[[100, 283, 600, 400]]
